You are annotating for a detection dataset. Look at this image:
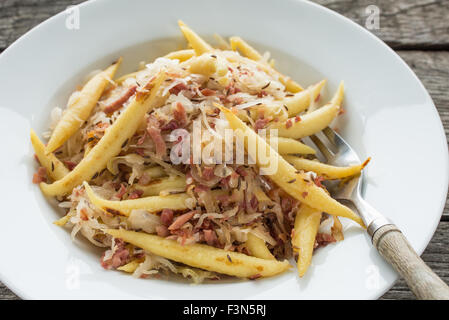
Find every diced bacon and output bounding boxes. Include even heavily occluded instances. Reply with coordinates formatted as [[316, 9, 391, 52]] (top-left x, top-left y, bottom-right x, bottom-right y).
[[138, 172, 152, 185], [203, 229, 217, 246], [100, 240, 129, 270], [34, 154, 41, 165], [64, 161, 77, 171], [156, 225, 170, 237], [295, 115, 301, 123], [315, 93, 321, 102], [173, 102, 187, 127], [250, 195, 259, 210], [201, 88, 216, 96], [315, 233, 336, 249], [115, 184, 127, 199], [134, 148, 145, 156], [216, 193, 231, 206], [146, 115, 166, 157], [161, 209, 174, 227], [258, 90, 268, 98], [128, 189, 143, 200], [314, 176, 325, 189], [194, 184, 210, 193], [286, 119, 293, 129], [254, 118, 270, 131], [235, 166, 248, 177], [169, 82, 188, 95], [201, 166, 216, 180], [32, 167, 47, 184], [168, 211, 196, 231], [160, 119, 179, 131], [79, 208, 89, 221], [281, 197, 292, 213], [103, 85, 137, 114]]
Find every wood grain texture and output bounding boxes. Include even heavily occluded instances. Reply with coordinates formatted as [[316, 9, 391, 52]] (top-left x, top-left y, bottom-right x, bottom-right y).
[[0, 0, 448, 300], [314, 0, 449, 49], [0, 0, 85, 51]]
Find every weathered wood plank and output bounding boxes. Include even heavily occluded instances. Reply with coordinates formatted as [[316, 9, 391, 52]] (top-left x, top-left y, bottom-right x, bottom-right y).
[[0, 0, 85, 51], [1, 0, 449, 51], [314, 0, 449, 49]]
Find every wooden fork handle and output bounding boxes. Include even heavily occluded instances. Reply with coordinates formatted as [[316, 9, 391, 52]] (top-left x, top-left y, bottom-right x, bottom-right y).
[[372, 224, 449, 300]]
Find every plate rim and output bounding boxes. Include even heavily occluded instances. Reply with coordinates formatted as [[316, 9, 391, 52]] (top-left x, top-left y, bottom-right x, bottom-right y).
[[0, 0, 447, 300]]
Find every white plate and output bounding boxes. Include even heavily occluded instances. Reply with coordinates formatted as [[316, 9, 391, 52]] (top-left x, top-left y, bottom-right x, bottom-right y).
[[0, 0, 447, 300]]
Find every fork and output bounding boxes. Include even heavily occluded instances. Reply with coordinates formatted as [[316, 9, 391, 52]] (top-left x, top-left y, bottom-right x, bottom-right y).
[[309, 127, 449, 300]]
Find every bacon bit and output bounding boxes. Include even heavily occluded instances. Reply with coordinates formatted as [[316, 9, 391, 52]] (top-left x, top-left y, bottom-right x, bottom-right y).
[[231, 97, 245, 106], [194, 184, 210, 193], [281, 197, 292, 213], [249, 274, 262, 280], [258, 90, 268, 98], [301, 191, 308, 198], [201, 88, 216, 96], [168, 211, 196, 231], [338, 107, 346, 116], [138, 172, 152, 185], [201, 166, 216, 180], [313, 176, 325, 189], [160, 119, 179, 131], [315, 93, 321, 102], [105, 208, 121, 216], [295, 115, 301, 123], [254, 118, 270, 131], [34, 154, 41, 165], [32, 167, 47, 184], [64, 161, 77, 171], [134, 148, 145, 156], [216, 193, 231, 206], [173, 102, 187, 127], [103, 85, 137, 114], [203, 229, 218, 246], [128, 189, 143, 200], [250, 195, 258, 210], [146, 115, 167, 157], [100, 239, 129, 270], [115, 184, 127, 199], [169, 82, 188, 95], [314, 233, 336, 249], [161, 209, 174, 227], [235, 166, 248, 177], [156, 225, 170, 237], [135, 76, 156, 101], [286, 119, 293, 129], [362, 157, 372, 169], [80, 208, 89, 221]]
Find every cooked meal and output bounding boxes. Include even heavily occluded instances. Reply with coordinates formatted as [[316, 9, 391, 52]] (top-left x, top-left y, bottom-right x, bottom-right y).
[[31, 21, 368, 283]]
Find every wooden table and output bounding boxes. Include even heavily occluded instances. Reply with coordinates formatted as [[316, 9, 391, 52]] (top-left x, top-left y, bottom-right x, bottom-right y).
[[0, 0, 447, 300]]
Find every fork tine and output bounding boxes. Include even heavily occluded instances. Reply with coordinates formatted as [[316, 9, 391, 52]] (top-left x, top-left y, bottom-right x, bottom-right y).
[[310, 134, 334, 162], [323, 127, 337, 146]]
